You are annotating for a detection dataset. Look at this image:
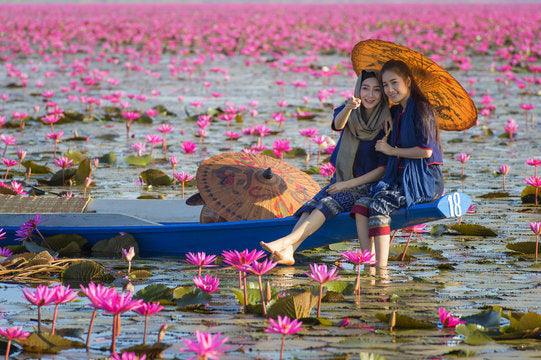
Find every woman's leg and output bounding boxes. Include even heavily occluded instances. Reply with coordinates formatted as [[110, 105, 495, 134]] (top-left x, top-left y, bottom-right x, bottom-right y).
[[355, 214, 371, 251], [292, 212, 309, 232], [261, 209, 326, 265]]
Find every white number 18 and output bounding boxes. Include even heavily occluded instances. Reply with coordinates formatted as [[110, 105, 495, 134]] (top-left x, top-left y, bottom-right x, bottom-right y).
[[447, 192, 462, 217]]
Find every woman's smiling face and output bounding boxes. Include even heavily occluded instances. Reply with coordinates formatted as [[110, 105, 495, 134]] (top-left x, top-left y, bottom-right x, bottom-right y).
[[382, 70, 410, 105], [359, 77, 382, 110]]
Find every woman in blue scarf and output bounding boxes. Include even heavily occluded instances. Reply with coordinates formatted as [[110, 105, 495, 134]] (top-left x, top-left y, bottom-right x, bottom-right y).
[[351, 60, 444, 273], [261, 70, 391, 265]]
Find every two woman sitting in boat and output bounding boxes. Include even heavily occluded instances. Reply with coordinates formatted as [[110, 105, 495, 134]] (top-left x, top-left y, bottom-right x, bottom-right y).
[[261, 59, 444, 273]]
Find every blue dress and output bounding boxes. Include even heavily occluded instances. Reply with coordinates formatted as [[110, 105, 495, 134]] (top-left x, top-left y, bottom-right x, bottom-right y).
[[294, 104, 387, 220], [351, 98, 444, 237]]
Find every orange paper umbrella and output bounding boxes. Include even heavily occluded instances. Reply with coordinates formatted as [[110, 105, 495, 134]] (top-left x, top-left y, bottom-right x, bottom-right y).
[[351, 39, 477, 131], [196, 152, 321, 221]]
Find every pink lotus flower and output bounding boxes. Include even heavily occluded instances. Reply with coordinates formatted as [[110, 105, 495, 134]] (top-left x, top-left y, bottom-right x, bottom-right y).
[[299, 128, 319, 138], [503, 118, 518, 140], [0, 326, 30, 360], [247, 258, 277, 315], [157, 123, 173, 134], [340, 249, 375, 293], [319, 163, 335, 178], [530, 222, 541, 261], [9, 181, 26, 195], [2, 158, 17, 179], [0, 134, 16, 158], [169, 155, 178, 169], [266, 316, 303, 360], [122, 246, 135, 274], [456, 152, 470, 164], [225, 131, 241, 140], [51, 285, 78, 335], [193, 274, 220, 294], [121, 111, 141, 138], [524, 176, 541, 206], [0, 247, 12, 257], [173, 171, 194, 198], [520, 103, 534, 111], [223, 249, 265, 310], [133, 302, 164, 344], [22, 285, 56, 333], [185, 252, 217, 276], [0, 228, 5, 241], [526, 158, 541, 177], [180, 331, 230, 360], [98, 291, 143, 353], [132, 142, 146, 156], [54, 156, 73, 169], [498, 164, 510, 191], [181, 141, 197, 154], [272, 112, 286, 126], [111, 352, 146, 360], [307, 263, 339, 317], [80, 282, 117, 348], [438, 307, 465, 328], [272, 139, 292, 159]]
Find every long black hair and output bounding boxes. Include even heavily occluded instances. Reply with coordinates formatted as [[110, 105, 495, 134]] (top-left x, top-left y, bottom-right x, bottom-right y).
[[380, 60, 440, 144]]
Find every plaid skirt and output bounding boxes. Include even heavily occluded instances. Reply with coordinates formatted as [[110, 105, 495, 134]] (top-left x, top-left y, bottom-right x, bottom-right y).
[[294, 183, 373, 220]]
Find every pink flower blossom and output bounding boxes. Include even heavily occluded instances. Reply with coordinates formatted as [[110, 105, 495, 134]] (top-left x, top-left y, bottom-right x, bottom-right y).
[[54, 156, 74, 169], [299, 128, 319, 138], [306, 263, 339, 284], [319, 163, 335, 178], [266, 316, 303, 335], [193, 274, 220, 294], [181, 141, 197, 154], [438, 307, 465, 328], [180, 331, 230, 360]]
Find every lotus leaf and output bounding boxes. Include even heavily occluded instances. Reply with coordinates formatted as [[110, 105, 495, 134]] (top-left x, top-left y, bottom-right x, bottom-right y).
[[129, 269, 152, 281], [125, 155, 153, 167], [64, 150, 86, 164], [140, 169, 172, 186], [42, 234, 87, 256], [521, 186, 541, 204], [136, 284, 174, 304], [267, 289, 318, 319], [91, 233, 138, 258], [448, 223, 497, 237], [506, 242, 537, 254], [74, 158, 92, 185], [98, 152, 117, 165], [19, 332, 84, 354], [21, 160, 52, 175], [375, 312, 435, 330], [121, 342, 170, 359], [61, 260, 111, 285], [455, 324, 493, 345]]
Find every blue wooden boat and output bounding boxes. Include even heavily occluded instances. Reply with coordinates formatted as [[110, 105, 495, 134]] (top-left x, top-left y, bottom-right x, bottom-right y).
[[0, 192, 471, 257]]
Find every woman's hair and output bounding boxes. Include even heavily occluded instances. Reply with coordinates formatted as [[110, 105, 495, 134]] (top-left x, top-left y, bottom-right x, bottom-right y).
[[380, 60, 440, 143]]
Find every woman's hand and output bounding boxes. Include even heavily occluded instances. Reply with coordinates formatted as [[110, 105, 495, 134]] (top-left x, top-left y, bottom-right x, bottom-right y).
[[344, 97, 361, 111], [327, 181, 351, 194], [375, 139, 395, 156]]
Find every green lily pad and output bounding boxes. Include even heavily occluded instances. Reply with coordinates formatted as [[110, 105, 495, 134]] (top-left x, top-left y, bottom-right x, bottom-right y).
[[512, 312, 541, 332], [440, 349, 476, 358], [322, 291, 345, 303], [64, 150, 86, 164], [136, 284, 174, 304], [299, 317, 333, 326], [375, 312, 435, 330], [19, 332, 84, 354], [175, 288, 212, 310], [325, 281, 354, 295], [506, 242, 537, 255], [91, 233, 139, 258], [42, 234, 87, 253], [390, 244, 446, 260], [129, 269, 152, 281], [283, 147, 307, 159], [303, 166, 320, 175], [21, 160, 52, 175], [447, 223, 497, 237], [98, 152, 117, 165], [231, 286, 262, 306], [125, 155, 152, 167], [447, 138, 464, 144], [39, 168, 77, 186], [267, 289, 318, 319], [153, 104, 176, 117], [478, 191, 510, 199], [120, 342, 170, 359], [58, 111, 84, 124], [328, 242, 351, 251], [139, 169, 172, 186], [137, 194, 165, 200], [61, 260, 112, 286], [455, 324, 493, 345], [521, 185, 541, 204], [74, 158, 91, 185]]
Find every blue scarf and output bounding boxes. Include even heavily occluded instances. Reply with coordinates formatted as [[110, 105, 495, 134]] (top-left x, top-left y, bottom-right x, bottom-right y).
[[377, 97, 435, 207]]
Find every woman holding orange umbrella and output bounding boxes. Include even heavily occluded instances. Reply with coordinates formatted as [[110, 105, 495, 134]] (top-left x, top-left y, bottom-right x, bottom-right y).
[[261, 70, 392, 265], [351, 59, 445, 273]]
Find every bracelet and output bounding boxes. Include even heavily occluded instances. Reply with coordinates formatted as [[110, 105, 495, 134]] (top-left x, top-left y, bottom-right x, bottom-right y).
[[394, 146, 400, 158]]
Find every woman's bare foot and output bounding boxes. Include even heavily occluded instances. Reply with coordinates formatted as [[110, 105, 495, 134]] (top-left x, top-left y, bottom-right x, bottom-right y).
[[260, 241, 282, 254], [272, 245, 296, 266]]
